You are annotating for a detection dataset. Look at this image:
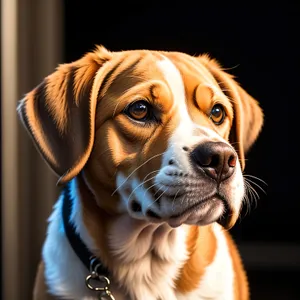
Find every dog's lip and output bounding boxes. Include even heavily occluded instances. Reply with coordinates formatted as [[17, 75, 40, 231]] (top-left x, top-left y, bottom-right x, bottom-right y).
[[167, 194, 224, 228]]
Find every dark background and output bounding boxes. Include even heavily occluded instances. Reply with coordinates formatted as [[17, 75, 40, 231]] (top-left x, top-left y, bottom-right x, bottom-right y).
[[63, 1, 299, 298], [64, 1, 298, 242]]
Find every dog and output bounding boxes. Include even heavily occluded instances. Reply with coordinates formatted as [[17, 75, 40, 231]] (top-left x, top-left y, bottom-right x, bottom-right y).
[[18, 46, 263, 300]]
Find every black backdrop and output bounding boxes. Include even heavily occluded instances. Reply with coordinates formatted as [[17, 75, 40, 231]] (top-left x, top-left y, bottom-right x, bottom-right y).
[[64, 1, 298, 244]]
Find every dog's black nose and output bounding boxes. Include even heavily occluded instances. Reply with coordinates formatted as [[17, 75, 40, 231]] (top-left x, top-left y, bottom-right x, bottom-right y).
[[191, 142, 237, 182]]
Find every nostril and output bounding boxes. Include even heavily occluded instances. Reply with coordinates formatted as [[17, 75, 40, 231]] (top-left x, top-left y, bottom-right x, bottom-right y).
[[146, 210, 161, 219], [228, 155, 237, 167], [210, 154, 220, 168], [182, 146, 189, 151], [131, 200, 142, 213]]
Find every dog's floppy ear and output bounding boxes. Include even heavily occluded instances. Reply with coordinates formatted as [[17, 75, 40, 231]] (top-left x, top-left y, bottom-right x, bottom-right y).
[[17, 46, 112, 184], [199, 55, 264, 170]]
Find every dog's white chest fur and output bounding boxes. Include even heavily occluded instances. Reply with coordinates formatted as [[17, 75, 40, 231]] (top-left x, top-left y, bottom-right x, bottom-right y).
[[106, 215, 188, 300], [42, 179, 234, 300]]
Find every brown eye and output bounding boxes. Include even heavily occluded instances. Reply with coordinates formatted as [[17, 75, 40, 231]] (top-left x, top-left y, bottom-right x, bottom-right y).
[[210, 104, 226, 125], [125, 100, 150, 121]]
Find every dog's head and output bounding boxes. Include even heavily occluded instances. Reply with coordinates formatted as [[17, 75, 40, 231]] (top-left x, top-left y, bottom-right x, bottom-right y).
[[18, 46, 263, 229]]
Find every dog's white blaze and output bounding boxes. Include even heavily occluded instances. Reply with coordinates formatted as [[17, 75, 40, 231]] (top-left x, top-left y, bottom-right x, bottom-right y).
[[157, 56, 193, 126], [156, 56, 196, 177]]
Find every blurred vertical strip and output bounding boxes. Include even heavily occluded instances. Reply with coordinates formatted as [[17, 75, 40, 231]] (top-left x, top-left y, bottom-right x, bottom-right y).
[[1, 1, 63, 299], [1, 0, 19, 299]]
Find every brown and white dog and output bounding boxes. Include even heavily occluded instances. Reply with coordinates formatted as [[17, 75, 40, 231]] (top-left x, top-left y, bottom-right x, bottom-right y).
[[18, 46, 263, 300]]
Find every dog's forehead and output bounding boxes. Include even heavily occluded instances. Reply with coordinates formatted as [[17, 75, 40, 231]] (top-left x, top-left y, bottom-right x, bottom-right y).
[[106, 50, 219, 95]]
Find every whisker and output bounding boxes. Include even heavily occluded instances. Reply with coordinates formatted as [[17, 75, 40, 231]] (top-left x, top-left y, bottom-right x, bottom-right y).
[[243, 174, 268, 186], [220, 64, 240, 71], [127, 175, 157, 202], [244, 178, 267, 195], [144, 182, 160, 197], [248, 189, 258, 210], [111, 152, 164, 195], [244, 180, 260, 200], [245, 181, 259, 208], [172, 189, 181, 212], [146, 187, 169, 209], [155, 187, 169, 202], [143, 170, 160, 182], [242, 178, 261, 216], [242, 191, 251, 216], [154, 186, 164, 197]]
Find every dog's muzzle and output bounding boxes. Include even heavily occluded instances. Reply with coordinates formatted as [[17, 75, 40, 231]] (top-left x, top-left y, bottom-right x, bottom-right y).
[[190, 141, 237, 183], [124, 140, 242, 229]]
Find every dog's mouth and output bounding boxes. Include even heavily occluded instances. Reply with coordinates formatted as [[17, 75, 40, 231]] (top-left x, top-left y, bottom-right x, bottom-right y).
[[125, 175, 234, 228], [165, 194, 227, 228]]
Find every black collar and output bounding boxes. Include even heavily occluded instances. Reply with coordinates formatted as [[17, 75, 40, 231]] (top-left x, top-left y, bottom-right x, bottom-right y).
[[62, 181, 110, 277]]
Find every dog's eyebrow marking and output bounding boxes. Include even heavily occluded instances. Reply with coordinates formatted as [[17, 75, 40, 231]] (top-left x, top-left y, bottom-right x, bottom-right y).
[[171, 54, 217, 87], [98, 60, 123, 99], [101, 55, 144, 101]]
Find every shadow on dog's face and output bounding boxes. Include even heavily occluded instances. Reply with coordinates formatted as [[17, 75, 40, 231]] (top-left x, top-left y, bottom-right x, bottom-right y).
[[18, 47, 263, 230]]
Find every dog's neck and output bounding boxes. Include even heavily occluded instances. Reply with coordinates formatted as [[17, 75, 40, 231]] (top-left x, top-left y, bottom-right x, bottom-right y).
[[70, 176, 215, 299]]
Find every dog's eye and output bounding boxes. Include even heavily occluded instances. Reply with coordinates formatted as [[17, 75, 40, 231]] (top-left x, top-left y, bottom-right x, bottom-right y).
[[210, 104, 226, 125], [125, 100, 152, 122]]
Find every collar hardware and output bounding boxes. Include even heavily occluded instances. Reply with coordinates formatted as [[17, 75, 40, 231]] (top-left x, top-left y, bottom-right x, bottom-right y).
[[85, 257, 115, 300], [62, 183, 115, 300]]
